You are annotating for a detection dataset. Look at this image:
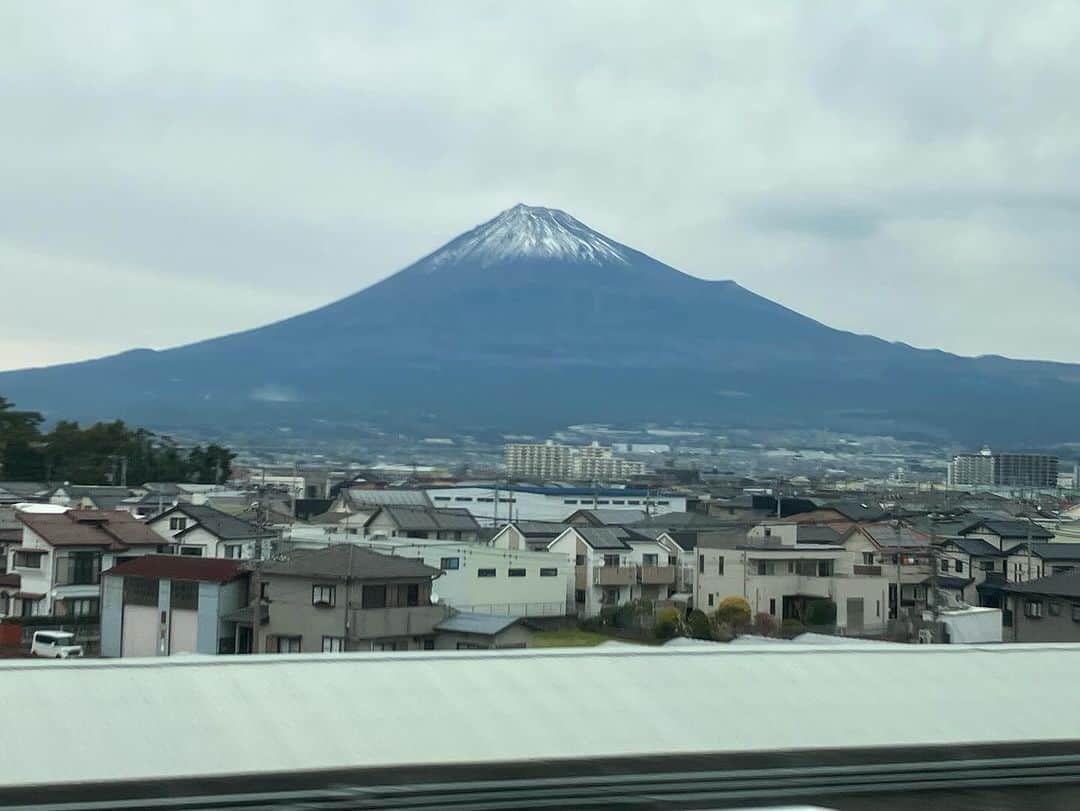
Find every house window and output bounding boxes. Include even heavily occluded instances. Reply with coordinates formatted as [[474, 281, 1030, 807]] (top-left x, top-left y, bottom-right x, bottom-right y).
[[1052, 565, 1076, 575], [124, 576, 158, 606], [312, 584, 336, 607], [539, 567, 558, 577], [981, 560, 995, 571], [564, 499, 578, 505], [575, 554, 585, 566], [708, 593, 714, 607], [643, 553, 658, 566], [1072, 604, 1080, 623], [67, 597, 99, 617], [575, 589, 586, 603], [1024, 600, 1044, 619], [321, 636, 345, 653], [940, 558, 949, 572], [603, 554, 620, 567], [169, 517, 188, 531], [603, 587, 619, 604], [955, 559, 964, 574], [68, 551, 100, 585], [508, 568, 526, 577], [817, 560, 834, 577], [423, 638, 436, 650], [375, 641, 397, 651], [718, 556, 725, 575], [769, 598, 776, 615], [260, 582, 270, 600], [862, 552, 875, 565], [276, 636, 301, 653], [1049, 600, 1061, 616], [13, 551, 44, 569], [170, 580, 199, 610], [756, 561, 775, 576], [876, 600, 881, 617], [224, 545, 244, 559], [669, 555, 678, 566], [440, 557, 460, 570], [477, 568, 496, 578], [179, 546, 203, 557], [698, 554, 705, 574], [361, 585, 387, 609]]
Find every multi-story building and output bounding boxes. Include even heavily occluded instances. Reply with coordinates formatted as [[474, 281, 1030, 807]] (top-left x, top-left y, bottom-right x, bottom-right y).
[[947, 447, 1059, 488], [547, 525, 682, 618], [503, 441, 647, 482], [252, 545, 447, 653]]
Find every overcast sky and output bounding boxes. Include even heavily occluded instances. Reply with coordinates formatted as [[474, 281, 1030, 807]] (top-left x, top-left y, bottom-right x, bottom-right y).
[[2, 1, 1079, 373]]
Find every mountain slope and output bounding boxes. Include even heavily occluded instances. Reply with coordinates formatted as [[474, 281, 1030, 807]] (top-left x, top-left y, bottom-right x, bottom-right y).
[[2, 204, 1078, 444]]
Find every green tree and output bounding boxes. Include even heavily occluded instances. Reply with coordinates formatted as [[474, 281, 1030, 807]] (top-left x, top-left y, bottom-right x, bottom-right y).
[[714, 596, 752, 631], [0, 396, 46, 479]]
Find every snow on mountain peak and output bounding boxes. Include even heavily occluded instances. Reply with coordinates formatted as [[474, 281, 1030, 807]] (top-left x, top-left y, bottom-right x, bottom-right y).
[[426, 204, 631, 269]]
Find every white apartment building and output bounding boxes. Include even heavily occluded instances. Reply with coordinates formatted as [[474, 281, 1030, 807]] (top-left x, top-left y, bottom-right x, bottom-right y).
[[504, 441, 647, 482], [286, 526, 572, 618], [546, 526, 683, 618], [425, 484, 685, 525]]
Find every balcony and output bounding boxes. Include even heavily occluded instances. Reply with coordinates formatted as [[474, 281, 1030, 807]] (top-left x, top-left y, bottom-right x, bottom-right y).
[[348, 605, 446, 639], [594, 566, 637, 586], [639, 565, 676, 585], [853, 564, 882, 576]]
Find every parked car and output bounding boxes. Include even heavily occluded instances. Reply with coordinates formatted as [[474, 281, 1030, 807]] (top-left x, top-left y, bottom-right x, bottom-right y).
[[30, 630, 84, 659]]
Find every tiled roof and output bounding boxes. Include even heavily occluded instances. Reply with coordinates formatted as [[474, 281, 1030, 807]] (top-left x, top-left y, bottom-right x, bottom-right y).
[[1001, 571, 1080, 599], [1006, 543, 1080, 561], [103, 555, 247, 584], [259, 544, 441, 581], [17, 509, 162, 549], [960, 520, 1054, 540], [161, 504, 264, 541], [370, 506, 480, 533]]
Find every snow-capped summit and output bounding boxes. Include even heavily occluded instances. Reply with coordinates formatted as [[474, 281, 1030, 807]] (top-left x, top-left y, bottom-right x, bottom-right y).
[[425, 204, 631, 270]]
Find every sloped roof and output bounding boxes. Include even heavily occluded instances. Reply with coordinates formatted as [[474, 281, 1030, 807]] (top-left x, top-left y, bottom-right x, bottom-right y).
[[344, 489, 432, 508], [504, 521, 570, 538], [944, 537, 1005, 557], [796, 525, 842, 544], [369, 506, 479, 533], [17, 509, 162, 549], [568, 509, 647, 526], [1006, 543, 1080, 561], [259, 544, 441, 581], [858, 523, 931, 549], [158, 504, 264, 541], [103, 555, 246, 584], [573, 527, 632, 550], [1002, 571, 1080, 599], [435, 612, 522, 635], [960, 519, 1054, 540], [632, 511, 741, 530], [821, 500, 887, 522]]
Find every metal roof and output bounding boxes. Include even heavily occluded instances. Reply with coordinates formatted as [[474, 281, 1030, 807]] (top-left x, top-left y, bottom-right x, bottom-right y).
[[4, 645, 1080, 789], [368, 506, 480, 533], [434, 612, 521, 635], [163, 503, 264, 541]]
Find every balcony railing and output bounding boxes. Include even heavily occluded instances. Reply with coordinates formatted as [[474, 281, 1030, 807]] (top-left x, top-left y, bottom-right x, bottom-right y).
[[853, 564, 883, 576], [639, 565, 676, 585], [594, 566, 638, 586], [347, 605, 446, 639]]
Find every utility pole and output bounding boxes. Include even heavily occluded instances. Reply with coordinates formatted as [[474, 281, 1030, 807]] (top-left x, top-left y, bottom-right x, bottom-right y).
[[1026, 516, 1034, 584], [928, 521, 939, 641]]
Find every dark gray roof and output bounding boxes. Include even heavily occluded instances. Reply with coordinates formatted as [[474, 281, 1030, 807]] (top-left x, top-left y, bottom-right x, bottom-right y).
[[569, 509, 648, 526], [259, 544, 441, 581], [160, 503, 264, 541], [574, 527, 633, 550], [631, 511, 747, 530], [859, 524, 931, 549], [1002, 572, 1080, 599], [960, 520, 1054, 540], [1006, 543, 1080, 561], [369, 506, 480, 533], [435, 612, 521, 635], [918, 575, 972, 590], [944, 537, 1005, 558], [797, 525, 842, 544], [503, 520, 570, 538], [344, 489, 432, 508], [822, 500, 887, 522], [691, 525, 754, 550]]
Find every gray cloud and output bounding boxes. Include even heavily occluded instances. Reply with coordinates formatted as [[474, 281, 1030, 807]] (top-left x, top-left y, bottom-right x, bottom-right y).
[[1, 0, 1079, 371]]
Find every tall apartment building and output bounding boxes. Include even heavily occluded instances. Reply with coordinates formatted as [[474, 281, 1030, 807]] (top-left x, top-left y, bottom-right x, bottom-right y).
[[947, 447, 1059, 488], [504, 441, 647, 482]]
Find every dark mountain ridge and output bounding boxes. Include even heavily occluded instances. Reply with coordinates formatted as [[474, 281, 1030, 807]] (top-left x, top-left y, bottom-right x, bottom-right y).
[[1, 204, 1077, 445]]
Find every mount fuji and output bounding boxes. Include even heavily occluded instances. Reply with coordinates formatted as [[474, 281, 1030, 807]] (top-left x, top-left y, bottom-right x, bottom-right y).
[[2, 204, 1078, 444]]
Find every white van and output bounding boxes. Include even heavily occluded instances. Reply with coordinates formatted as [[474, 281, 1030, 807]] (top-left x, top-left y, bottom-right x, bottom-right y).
[[30, 630, 84, 658]]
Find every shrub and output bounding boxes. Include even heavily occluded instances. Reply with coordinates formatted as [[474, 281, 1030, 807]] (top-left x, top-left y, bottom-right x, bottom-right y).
[[751, 612, 778, 637], [599, 605, 619, 627], [687, 609, 713, 640], [653, 606, 682, 640], [714, 596, 752, 629]]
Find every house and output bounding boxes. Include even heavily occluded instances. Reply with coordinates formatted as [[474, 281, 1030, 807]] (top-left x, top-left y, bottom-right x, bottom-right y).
[[695, 525, 888, 634], [251, 545, 447, 653], [841, 523, 947, 618], [363, 506, 481, 542], [1001, 572, 1080, 642], [8, 507, 163, 625], [958, 519, 1054, 552], [0, 481, 49, 506], [146, 503, 267, 559], [285, 527, 572, 618], [317, 488, 434, 533], [939, 537, 1007, 607], [99, 556, 249, 657], [1003, 543, 1080, 583], [46, 485, 137, 511], [489, 520, 570, 551], [433, 611, 533, 649], [546, 525, 682, 618]]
